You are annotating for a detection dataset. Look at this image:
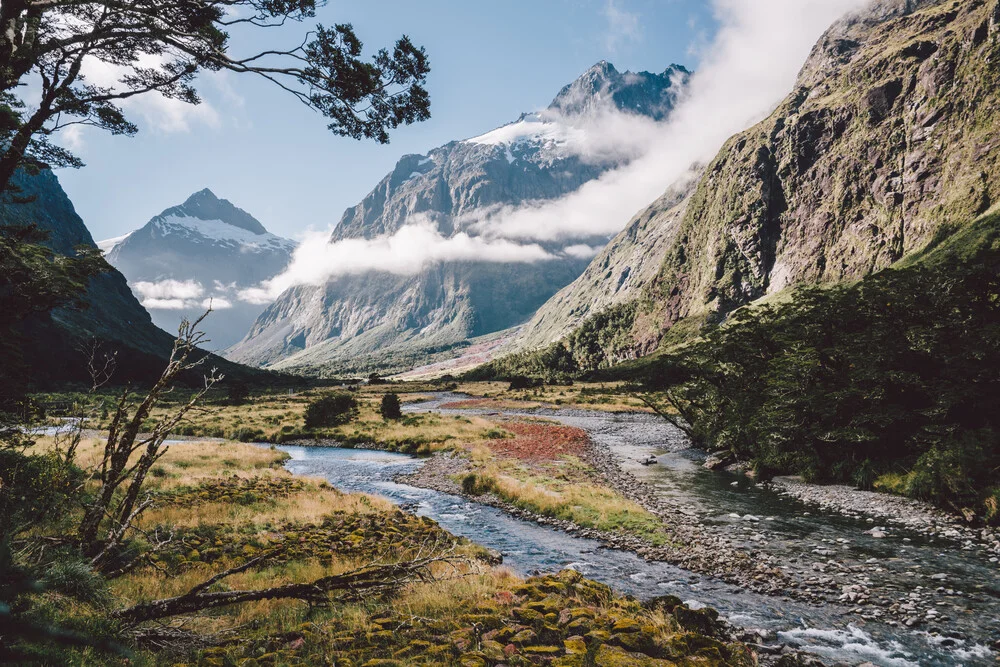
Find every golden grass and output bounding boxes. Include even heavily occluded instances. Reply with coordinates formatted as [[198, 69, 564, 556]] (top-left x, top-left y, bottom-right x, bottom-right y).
[[453, 380, 652, 413], [457, 443, 671, 545], [395, 567, 519, 619]]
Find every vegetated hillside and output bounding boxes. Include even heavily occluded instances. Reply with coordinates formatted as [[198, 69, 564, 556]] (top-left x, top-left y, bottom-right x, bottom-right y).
[[507, 171, 701, 355], [0, 169, 282, 388], [638, 208, 1000, 524], [227, 62, 690, 375], [507, 0, 1000, 366], [102, 188, 296, 350]]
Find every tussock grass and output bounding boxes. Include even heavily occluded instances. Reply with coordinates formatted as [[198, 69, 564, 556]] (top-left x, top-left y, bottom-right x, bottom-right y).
[[453, 380, 651, 412]]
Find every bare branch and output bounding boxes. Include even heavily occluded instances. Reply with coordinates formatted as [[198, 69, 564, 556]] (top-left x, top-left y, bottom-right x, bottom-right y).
[[113, 548, 469, 627]]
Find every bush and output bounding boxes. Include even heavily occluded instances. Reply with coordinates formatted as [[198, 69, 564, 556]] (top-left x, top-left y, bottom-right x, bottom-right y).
[[227, 380, 250, 406], [507, 376, 540, 391], [231, 427, 266, 442], [461, 473, 496, 496], [304, 394, 358, 429], [380, 393, 402, 420], [41, 560, 110, 606]]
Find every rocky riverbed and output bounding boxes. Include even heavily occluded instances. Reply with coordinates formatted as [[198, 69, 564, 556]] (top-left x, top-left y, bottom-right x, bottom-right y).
[[401, 395, 1000, 663]]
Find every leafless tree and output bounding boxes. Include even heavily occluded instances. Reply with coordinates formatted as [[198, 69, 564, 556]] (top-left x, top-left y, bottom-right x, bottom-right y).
[[77, 309, 221, 570]]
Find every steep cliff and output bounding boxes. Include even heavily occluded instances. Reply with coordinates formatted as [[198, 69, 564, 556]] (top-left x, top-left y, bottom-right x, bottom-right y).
[[510, 0, 1000, 363]]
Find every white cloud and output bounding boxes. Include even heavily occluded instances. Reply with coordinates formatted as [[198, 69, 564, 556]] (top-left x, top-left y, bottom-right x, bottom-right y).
[[563, 244, 603, 259], [134, 279, 204, 300], [603, 0, 642, 53], [203, 297, 233, 310], [76, 53, 220, 135], [240, 220, 555, 303], [460, 0, 870, 243], [142, 298, 189, 310], [134, 279, 237, 310]]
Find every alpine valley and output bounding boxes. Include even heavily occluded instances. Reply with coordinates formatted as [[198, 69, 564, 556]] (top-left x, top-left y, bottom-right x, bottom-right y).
[[4, 1, 1000, 666], [226, 61, 690, 374]]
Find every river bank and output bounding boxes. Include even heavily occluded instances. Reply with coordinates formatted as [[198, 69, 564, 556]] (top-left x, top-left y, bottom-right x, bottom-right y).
[[395, 395, 1000, 663]]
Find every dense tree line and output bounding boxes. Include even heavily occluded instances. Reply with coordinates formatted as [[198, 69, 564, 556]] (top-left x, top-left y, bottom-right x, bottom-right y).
[[640, 218, 1000, 523]]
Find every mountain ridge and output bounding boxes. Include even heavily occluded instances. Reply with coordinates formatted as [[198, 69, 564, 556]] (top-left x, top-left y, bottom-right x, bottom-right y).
[[102, 188, 296, 350], [228, 60, 691, 373], [501, 0, 1000, 368]]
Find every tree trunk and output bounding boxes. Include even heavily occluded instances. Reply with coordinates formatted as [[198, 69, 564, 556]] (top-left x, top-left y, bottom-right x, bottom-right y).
[[112, 560, 440, 626]]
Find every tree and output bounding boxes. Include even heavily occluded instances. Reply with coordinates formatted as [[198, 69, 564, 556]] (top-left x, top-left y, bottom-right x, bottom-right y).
[[0, 0, 431, 193], [77, 310, 221, 569], [0, 223, 106, 447], [226, 379, 250, 406], [380, 392, 401, 420], [303, 393, 356, 429]]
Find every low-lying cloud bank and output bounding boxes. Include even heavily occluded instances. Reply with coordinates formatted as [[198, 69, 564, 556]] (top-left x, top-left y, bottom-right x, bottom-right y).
[[250, 0, 869, 302], [134, 279, 234, 311], [238, 221, 556, 304]]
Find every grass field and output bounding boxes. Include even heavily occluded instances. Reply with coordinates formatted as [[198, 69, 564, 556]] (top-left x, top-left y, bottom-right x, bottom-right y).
[[16, 431, 748, 665]]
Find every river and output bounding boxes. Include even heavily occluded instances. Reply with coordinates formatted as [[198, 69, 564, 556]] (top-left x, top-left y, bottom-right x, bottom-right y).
[[277, 394, 998, 666]]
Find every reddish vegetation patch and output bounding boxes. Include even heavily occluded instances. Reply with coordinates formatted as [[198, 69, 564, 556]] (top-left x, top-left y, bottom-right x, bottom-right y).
[[439, 399, 502, 409], [489, 421, 590, 461]]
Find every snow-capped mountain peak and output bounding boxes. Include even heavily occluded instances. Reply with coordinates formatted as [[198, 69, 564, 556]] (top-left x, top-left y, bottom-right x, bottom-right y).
[[101, 189, 297, 349]]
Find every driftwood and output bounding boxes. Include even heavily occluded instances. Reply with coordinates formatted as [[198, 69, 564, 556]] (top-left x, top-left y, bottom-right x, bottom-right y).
[[113, 548, 468, 627]]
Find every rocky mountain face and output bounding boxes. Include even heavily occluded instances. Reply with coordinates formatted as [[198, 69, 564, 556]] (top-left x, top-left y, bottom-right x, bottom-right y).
[[509, 0, 1000, 362], [0, 168, 179, 386], [102, 189, 296, 350], [228, 61, 690, 374], [0, 170, 261, 386]]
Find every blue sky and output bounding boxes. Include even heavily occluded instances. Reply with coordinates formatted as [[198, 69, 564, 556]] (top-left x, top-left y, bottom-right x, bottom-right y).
[[55, 0, 718, 242]]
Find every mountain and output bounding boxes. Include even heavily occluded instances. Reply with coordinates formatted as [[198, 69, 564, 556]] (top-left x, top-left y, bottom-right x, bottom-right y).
[[504, 0, 1000, 365], [0, 170, 272, 387], [228, 61, 690, 374], [101, 189, 296, 349]]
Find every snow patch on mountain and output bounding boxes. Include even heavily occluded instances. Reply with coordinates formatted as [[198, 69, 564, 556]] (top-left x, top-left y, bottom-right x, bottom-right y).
[[467, 112, 582, 148], [151, 214, 296, 252], [97, 232, 132, 254]]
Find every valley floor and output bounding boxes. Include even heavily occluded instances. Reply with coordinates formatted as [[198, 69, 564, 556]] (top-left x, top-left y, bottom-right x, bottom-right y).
[[30, 382, 1000, 665]]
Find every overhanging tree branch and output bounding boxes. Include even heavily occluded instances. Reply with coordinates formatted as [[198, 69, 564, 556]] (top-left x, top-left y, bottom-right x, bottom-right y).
[[0, 0, 431, 193]]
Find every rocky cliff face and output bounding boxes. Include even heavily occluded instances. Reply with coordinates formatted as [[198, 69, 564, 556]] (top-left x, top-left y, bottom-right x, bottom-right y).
[[511, 0, 1000, 361], [102, 189, 296, 349], [1, 169, 196, 385], [228, 61, 690, 373]]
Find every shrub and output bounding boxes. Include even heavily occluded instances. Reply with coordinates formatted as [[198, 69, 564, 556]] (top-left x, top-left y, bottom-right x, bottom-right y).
[[304, 394, 358, 429], [461, 473, 496, 496], [227, 380, 250, 406], [231, 427, 266, 443], [507, 376, 539, 391], [42, 560, 110, 606], [380, 393, 402, 420]]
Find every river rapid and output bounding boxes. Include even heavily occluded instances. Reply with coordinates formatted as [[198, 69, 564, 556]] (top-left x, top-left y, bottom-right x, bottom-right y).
[[277, 394, 999, 666]]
